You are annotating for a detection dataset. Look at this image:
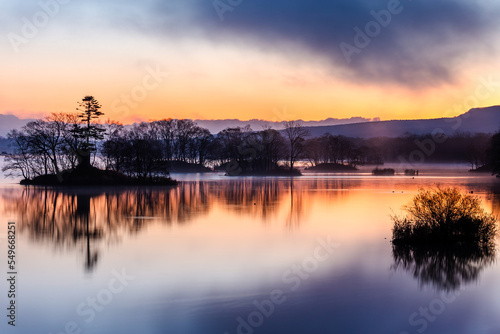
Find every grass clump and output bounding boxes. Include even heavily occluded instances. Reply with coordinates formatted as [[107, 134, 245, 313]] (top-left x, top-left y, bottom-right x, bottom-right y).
[[391, 187, 497, 245]]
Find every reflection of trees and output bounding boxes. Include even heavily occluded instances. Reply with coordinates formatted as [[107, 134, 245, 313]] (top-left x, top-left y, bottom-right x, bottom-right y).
[[2, 179, 359, 270], [4, 181, 303, 271], [392, 242, 496, 291], [3, 184, 211, 272], [490, 193, 500, 216], [77, 194, 99, 271], [210, 179, 308, 225], [286, 179, 304, 229], [486, 183, 500, 217], [212, 179, 286, 221]]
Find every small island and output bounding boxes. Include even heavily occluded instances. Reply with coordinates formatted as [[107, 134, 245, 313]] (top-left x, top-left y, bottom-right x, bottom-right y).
[[372, 168, 395, 176], [20, 164, 177, 186], [5, 96, 178, 187], [304, 162, 358, 172], [469, 163, 493, 173]]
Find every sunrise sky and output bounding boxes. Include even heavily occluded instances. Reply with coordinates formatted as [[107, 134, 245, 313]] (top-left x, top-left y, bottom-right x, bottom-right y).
[[2, 0, 500, 123]]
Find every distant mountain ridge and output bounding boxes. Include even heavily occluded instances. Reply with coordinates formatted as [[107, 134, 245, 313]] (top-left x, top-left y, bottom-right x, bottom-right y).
[[0, 114, 35, 137], [0, 114, 379, 137], [0, 114, 377, 137], [193, 117, 379, 134], [303, 106, 500, 138], [1, 106, 499, 138]]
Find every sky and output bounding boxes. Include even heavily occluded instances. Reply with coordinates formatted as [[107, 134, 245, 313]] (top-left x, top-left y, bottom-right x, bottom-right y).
[[1, 0, 500, 123]]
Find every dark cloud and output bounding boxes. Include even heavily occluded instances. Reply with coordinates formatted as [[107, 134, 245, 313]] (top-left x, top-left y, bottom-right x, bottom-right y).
[[150, 0, 500, 87], [3, 0, 498, 87]]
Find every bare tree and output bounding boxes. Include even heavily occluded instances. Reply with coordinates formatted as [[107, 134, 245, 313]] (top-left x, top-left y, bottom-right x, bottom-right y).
[[24, 119, 64, 175], [153, 119, 176, 161], [47, 112, 81, 169], [283, 121, 309, 170], [175, 119, 198, 162], [100, 119, 125, 170], [190, 127, 213, 165], [303, 137, 324, 166], [2, 130, 35, 179]]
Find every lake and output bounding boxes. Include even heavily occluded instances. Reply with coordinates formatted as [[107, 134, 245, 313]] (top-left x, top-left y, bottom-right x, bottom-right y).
[[1, 165, 500, 334]]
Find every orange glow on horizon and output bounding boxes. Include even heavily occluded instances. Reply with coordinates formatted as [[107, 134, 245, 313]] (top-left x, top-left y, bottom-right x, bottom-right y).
[[2, 32, 500, 123]]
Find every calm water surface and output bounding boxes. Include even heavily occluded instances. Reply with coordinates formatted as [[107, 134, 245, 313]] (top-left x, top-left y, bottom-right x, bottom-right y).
[[1, 167, 500, 334]]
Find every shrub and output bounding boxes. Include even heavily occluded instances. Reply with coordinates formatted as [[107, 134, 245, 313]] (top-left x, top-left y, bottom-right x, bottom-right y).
[[391, 187, 497, 245]]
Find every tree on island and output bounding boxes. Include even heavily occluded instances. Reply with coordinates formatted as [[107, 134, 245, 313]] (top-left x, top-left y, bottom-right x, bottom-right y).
[[71, 95, 105, 168], [3, 113, 78, 178]]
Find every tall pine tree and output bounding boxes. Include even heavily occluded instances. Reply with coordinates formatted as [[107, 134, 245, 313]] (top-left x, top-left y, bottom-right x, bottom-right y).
[[72, 96, 105, 167]]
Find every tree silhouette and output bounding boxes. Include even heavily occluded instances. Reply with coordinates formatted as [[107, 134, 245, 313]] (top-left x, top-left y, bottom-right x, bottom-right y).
[[490, 131, 500, 176], [72, 96, 105, 167], [283, 121, 309, 170]]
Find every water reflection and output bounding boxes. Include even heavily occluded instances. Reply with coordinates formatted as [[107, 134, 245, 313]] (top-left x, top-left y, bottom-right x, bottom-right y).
[[76, 193, 99, 271], [2, 180, 309, 271], [392, 242, 496, 291], [486, 183, 500, 216], [286, 179, 305, 229], [7, 177, 498, 280], [3, 185, 212, 272]]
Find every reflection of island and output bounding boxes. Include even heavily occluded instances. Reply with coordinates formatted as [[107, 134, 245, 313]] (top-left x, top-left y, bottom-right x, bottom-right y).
[[392, 242, 496, 291], [3, 185, 211, 272], [2, 180, 319, 270], [77, 193, 99, 271], [211, 179, 307, 226]]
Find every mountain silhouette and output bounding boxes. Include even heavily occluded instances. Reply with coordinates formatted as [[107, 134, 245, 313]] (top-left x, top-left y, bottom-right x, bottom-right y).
[[304, 106, 500, 138], [2, 106, 499, 138]]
